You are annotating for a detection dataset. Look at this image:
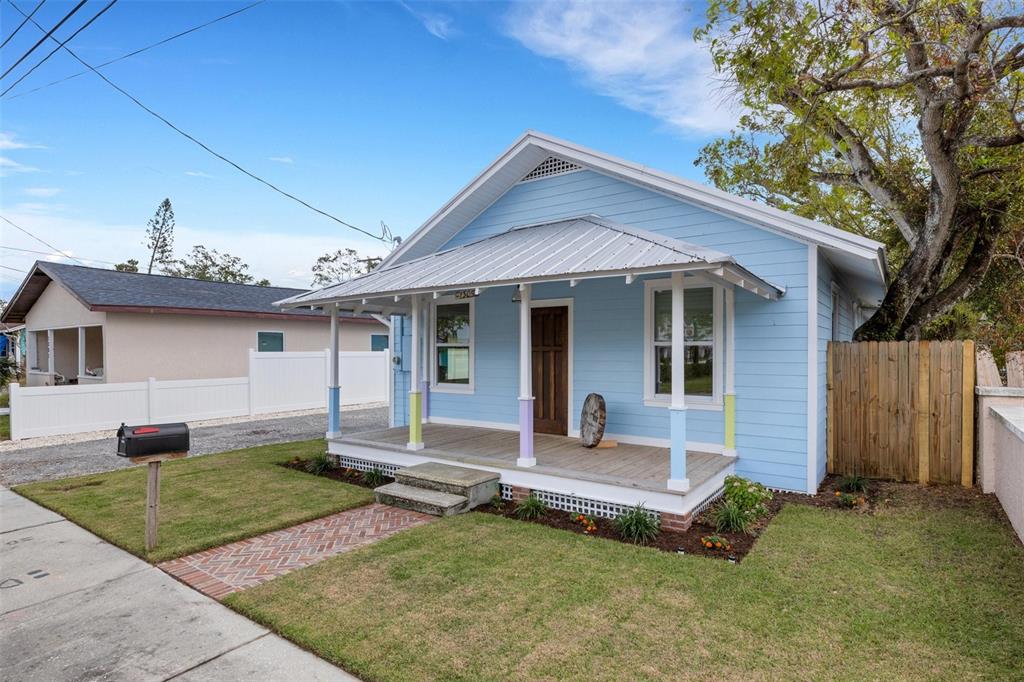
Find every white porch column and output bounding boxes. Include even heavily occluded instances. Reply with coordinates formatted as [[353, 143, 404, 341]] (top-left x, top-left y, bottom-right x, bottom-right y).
[[724, 287, 737, 457], [668, 271, 689, 491], [77, 327, 86, 381], [46, 329, 54, 377], [327, 304, 341, 438], [407, 295, 424, 450], [517, 283, 536, 467]]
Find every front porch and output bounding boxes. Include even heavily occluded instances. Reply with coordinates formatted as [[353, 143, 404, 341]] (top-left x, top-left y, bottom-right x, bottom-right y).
[[329, 422, 735, 518]]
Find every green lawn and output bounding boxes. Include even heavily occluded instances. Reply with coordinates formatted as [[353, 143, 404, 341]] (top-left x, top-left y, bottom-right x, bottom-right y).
[[227, 489, 1024, 681], [15, 439, 373, 562]]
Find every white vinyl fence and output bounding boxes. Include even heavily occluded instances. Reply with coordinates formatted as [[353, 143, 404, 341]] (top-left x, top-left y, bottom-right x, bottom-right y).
[[8, 350, 388, 440]]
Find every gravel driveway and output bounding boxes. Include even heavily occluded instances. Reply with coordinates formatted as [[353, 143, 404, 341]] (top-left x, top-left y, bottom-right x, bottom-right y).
[[0, 406, 387, 486]]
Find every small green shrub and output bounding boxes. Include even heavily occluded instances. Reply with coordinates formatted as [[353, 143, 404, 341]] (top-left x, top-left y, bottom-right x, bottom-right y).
[[362, 467, 386, 487], [837, 474, 869, 494], [614, 504, 660, 544], [834, 491, 866, 509], [711, 499, 751, 534], [723, 475, 772, 520], [514, 494, 547, 520], [490, 493, 506, 511], [304, 452, 333, 475]]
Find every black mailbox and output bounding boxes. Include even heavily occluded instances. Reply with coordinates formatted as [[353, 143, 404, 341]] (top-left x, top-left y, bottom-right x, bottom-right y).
[[117, 423, 190, 457]]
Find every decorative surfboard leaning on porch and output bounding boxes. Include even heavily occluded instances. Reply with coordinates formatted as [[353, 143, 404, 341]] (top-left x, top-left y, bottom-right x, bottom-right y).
[[276, 132, 889, 526]]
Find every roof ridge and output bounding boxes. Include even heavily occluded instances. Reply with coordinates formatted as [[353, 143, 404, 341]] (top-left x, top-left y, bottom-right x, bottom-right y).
[[38, 260, 304, 293]]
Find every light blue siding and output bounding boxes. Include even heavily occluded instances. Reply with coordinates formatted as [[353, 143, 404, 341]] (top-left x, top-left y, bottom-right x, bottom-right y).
[[392, 315, 410, 427], [816, 253, 833, 488], [392, 168, 812, 492]]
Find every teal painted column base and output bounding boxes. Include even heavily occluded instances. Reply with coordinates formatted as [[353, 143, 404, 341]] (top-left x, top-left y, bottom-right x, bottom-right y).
[[668, 406, 689, 491], [326, 386, 340, 438]]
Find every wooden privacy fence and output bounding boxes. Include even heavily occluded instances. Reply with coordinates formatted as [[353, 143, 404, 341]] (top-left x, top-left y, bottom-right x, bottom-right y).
[[827, 340, 975, 486]]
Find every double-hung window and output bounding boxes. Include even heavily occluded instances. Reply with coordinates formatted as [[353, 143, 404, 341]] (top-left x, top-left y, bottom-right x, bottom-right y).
[[432, 298, 473, 390], [645, 280, 721, 407]]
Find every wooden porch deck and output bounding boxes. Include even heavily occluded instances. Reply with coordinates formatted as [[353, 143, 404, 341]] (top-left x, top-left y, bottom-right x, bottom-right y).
[[337, 423, 733, 495]]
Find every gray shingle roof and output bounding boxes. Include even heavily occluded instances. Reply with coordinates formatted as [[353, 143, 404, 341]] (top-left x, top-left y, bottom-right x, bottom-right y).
[[38, 262, 326, 315], [0, 262, 346, 324]]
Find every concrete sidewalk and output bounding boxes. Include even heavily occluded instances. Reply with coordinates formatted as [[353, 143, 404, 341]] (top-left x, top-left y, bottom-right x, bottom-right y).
[[0, 488, 357, 681]]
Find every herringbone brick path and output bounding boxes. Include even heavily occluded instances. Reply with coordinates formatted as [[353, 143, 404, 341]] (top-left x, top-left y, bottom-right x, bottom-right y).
[[159, 503, 433, 599]]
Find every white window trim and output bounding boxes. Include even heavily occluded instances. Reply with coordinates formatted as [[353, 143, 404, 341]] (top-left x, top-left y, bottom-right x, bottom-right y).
[[430, 295, 475, 394], [643, 276, 724, 410], [257, 330, 285, 352]]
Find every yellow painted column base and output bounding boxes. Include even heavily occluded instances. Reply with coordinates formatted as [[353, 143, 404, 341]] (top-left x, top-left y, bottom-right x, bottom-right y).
[[724, 393, 737, 456], [407, 391, 423, 450]]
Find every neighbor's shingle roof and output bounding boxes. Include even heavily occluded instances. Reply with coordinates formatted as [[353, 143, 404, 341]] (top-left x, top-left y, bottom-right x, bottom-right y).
[[0, 261, 346, 324]]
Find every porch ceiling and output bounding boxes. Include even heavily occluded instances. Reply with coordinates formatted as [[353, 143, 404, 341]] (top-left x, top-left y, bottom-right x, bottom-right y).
[[277, 216, 784, 313]]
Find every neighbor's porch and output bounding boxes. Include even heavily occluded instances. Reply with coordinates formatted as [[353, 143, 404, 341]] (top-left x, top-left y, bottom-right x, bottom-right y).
[[25, 324, 105, 386], [329, 422, 735, 516]]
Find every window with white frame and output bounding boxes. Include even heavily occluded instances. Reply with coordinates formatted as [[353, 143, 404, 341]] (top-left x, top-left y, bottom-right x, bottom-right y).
[[433, 299, 473, 389], [645, 280, 721, 405]]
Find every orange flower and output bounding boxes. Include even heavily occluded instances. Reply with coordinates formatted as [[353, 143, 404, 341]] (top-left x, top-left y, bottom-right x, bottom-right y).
[[705, 541, 713, 548], [715, 542, 722, 548]]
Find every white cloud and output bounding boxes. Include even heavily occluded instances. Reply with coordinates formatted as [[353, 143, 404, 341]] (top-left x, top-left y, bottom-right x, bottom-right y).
[[400, 1, 456, 40], [23, 187, 61, 198], [0, 156, 39, 176], [0, 211, 392, 294], [0, 132, 46, 150], [504, 1, 738, 135], [268, 156, 294, 164], [184, 170, 214, 178]]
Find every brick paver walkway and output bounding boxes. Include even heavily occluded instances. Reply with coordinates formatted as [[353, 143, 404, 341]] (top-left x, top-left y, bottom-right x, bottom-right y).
[[159, 503, 433, 599]]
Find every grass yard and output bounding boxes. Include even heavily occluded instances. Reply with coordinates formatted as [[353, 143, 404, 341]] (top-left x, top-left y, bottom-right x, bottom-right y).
[[227, 487, 1024, 681], [14, 439, 373, 562]]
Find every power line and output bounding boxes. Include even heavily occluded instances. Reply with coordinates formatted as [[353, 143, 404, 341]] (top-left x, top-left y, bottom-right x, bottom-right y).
[[6, 0, 265, 100], [2, 0, 118, 97], [1, 244, 119, 265], [1, 0, 87, 80], [9, 1, 394, 246], [0, 0, 46, 49], [1, 264, 28, 273], [0, 215, 86, 265]]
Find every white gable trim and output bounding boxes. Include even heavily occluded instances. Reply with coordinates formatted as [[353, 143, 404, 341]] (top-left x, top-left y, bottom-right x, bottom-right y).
[[384, 131, 888, 289]]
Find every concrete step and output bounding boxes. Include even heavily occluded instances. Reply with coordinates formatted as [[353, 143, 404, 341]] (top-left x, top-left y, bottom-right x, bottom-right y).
[[394, 462, 500, 509], [374, 482, 469, 517]]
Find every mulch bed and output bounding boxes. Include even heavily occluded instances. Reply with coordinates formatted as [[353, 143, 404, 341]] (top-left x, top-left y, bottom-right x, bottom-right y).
[[281, 459, 394, 490], [475, 475, 895, 562]]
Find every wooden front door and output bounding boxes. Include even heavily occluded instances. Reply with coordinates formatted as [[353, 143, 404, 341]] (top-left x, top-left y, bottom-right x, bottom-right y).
[[532, 306, 569, 435]]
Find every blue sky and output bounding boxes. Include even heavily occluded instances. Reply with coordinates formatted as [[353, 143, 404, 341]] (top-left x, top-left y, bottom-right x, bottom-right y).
[[1, 0, 736, 298]]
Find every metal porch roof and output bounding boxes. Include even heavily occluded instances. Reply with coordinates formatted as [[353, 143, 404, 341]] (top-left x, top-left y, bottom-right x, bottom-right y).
[[277, 216, 784, 310]]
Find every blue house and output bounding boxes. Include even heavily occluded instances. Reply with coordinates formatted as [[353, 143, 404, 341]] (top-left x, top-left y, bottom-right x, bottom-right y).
[[278, 132, 887, 526]]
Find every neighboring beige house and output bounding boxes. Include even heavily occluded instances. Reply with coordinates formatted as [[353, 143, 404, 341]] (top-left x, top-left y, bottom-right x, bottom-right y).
[[1, 262, 388, 386]]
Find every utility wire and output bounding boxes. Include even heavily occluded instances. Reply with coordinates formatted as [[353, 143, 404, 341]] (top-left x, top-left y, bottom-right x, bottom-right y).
[[2, 0, 117, 97], [0, 215, 86, 265], [1, 0, 87, 80], [1, 264, 29, 273], [1, 244, 119, 265], [6, 0, 265, 100], [9, 1, 393, 245], [0, 0, 46, 48]]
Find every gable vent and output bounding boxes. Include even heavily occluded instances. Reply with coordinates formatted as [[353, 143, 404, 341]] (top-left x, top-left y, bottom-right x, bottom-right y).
[[519, 156, 583, 183]]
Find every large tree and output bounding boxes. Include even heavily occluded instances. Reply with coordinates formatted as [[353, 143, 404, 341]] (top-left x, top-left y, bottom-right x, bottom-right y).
[[696, 0, 1024, 339], [144, 198, 176, 275], [164, 245, 270, 285], [311, 248, 381, 287]]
